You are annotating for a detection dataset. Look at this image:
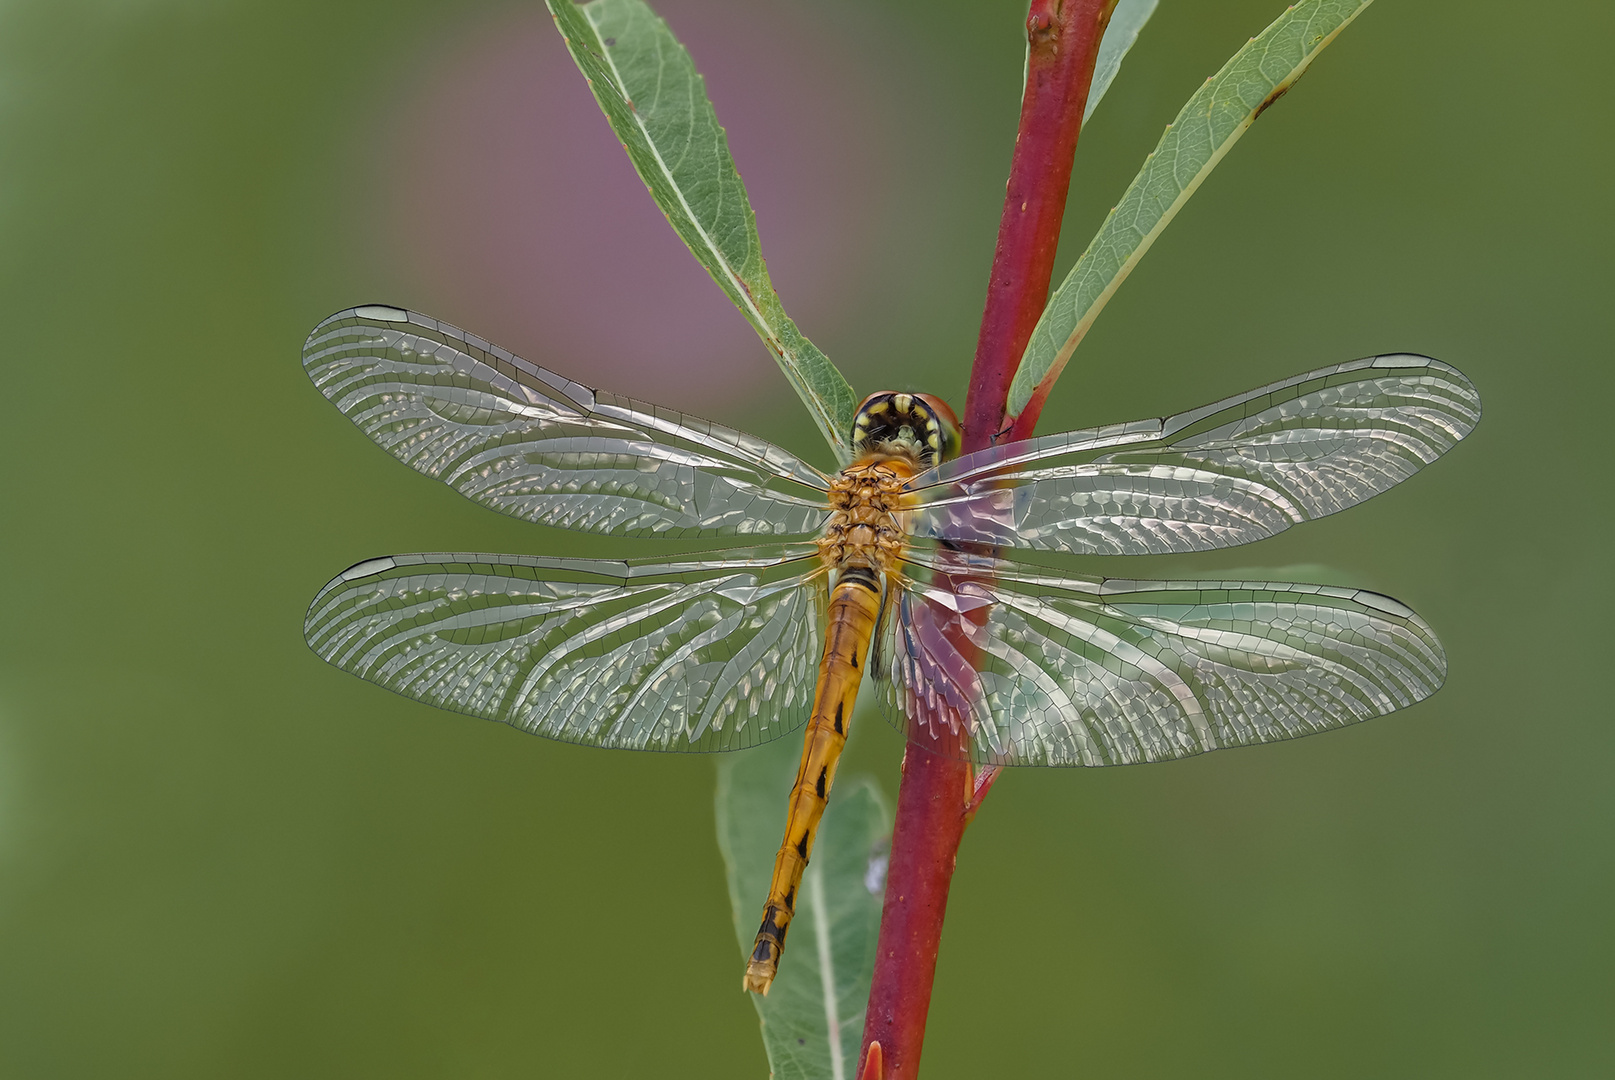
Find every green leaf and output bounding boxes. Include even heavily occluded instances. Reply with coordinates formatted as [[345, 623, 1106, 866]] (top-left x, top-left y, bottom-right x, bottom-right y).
[[716, 735, 891, 1080], [1010, 0, 1375, 419], [547, 0, 857, 464], [1083, 0, 1158, 125]]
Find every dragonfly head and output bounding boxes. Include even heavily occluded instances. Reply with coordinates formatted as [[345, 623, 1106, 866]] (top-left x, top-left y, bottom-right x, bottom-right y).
[[850, 392, 961, 467]]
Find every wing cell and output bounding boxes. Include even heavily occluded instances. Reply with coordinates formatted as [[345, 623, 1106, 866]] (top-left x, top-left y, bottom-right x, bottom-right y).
[[305, 547, 825, 753], [304, 307, 833, 538]]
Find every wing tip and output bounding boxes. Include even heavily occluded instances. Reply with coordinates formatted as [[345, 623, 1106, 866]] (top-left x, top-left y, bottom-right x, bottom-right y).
[[303, 555, 403, 634], [1370, 352, 1483, 432], [302, 303, 419, 375]]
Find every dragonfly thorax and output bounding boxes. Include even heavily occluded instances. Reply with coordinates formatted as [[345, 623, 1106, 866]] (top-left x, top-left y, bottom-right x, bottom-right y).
[[817, 459, 916, 579]]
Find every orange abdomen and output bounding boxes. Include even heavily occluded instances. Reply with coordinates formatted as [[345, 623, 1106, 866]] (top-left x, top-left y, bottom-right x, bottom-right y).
[[743, 569, 883, 994]]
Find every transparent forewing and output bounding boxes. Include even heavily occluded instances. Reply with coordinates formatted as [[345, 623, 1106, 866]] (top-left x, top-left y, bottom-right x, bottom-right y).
[[907, 356, 1480, 555], [877, 551, 1446, 767], [304, 307, 833, 538], [304, 547, 825, 752]]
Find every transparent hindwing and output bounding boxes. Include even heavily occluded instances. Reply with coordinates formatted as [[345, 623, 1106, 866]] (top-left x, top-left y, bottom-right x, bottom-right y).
[[876, 548, 1446, 767]]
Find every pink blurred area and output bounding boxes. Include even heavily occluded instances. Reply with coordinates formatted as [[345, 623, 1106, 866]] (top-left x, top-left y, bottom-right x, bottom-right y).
[[367, 0, 899, 415]]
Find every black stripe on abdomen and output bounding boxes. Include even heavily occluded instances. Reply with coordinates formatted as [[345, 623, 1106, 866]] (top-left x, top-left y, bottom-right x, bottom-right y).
[[838, 566, 880, 592]]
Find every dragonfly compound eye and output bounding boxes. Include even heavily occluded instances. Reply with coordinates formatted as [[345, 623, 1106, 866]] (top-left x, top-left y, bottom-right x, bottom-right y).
[[852, 391, 961, 466]]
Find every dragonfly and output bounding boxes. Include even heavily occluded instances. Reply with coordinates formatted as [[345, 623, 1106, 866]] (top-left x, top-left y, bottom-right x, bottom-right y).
[[301, 304, 1480, 995]]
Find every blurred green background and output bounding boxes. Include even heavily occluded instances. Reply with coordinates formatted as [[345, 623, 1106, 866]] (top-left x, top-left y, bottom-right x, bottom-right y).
[[1, 0, 1610, 1076]]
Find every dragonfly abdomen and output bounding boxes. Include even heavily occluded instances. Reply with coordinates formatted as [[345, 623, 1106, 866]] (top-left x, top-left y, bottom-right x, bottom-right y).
[[743, 568, 883, 995]]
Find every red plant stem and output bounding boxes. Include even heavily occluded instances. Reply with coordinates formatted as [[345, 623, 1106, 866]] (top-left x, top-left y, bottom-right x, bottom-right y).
[[858, 4, 1116, 1077], [961, 0, 1119, 455], [857, 742, 971, 1078]]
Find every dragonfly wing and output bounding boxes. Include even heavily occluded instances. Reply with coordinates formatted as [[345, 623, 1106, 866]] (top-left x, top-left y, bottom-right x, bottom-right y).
[[876, 551, 1446, 767], [908, 356, 1480, 554], [304, 546, 825, 752], [304, 306, 833, 538]]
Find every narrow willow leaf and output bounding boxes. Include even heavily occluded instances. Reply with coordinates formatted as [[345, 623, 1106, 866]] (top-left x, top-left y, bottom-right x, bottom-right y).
[[547, 0, 856, 464], [1083, 0, 1158, 124], [716, 735, 891, 1080], [1010, 0, 1375, 419]]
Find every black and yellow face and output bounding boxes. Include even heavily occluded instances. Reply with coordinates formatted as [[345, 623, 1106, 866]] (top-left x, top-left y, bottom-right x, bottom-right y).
[[849, 391, 962, 467]]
